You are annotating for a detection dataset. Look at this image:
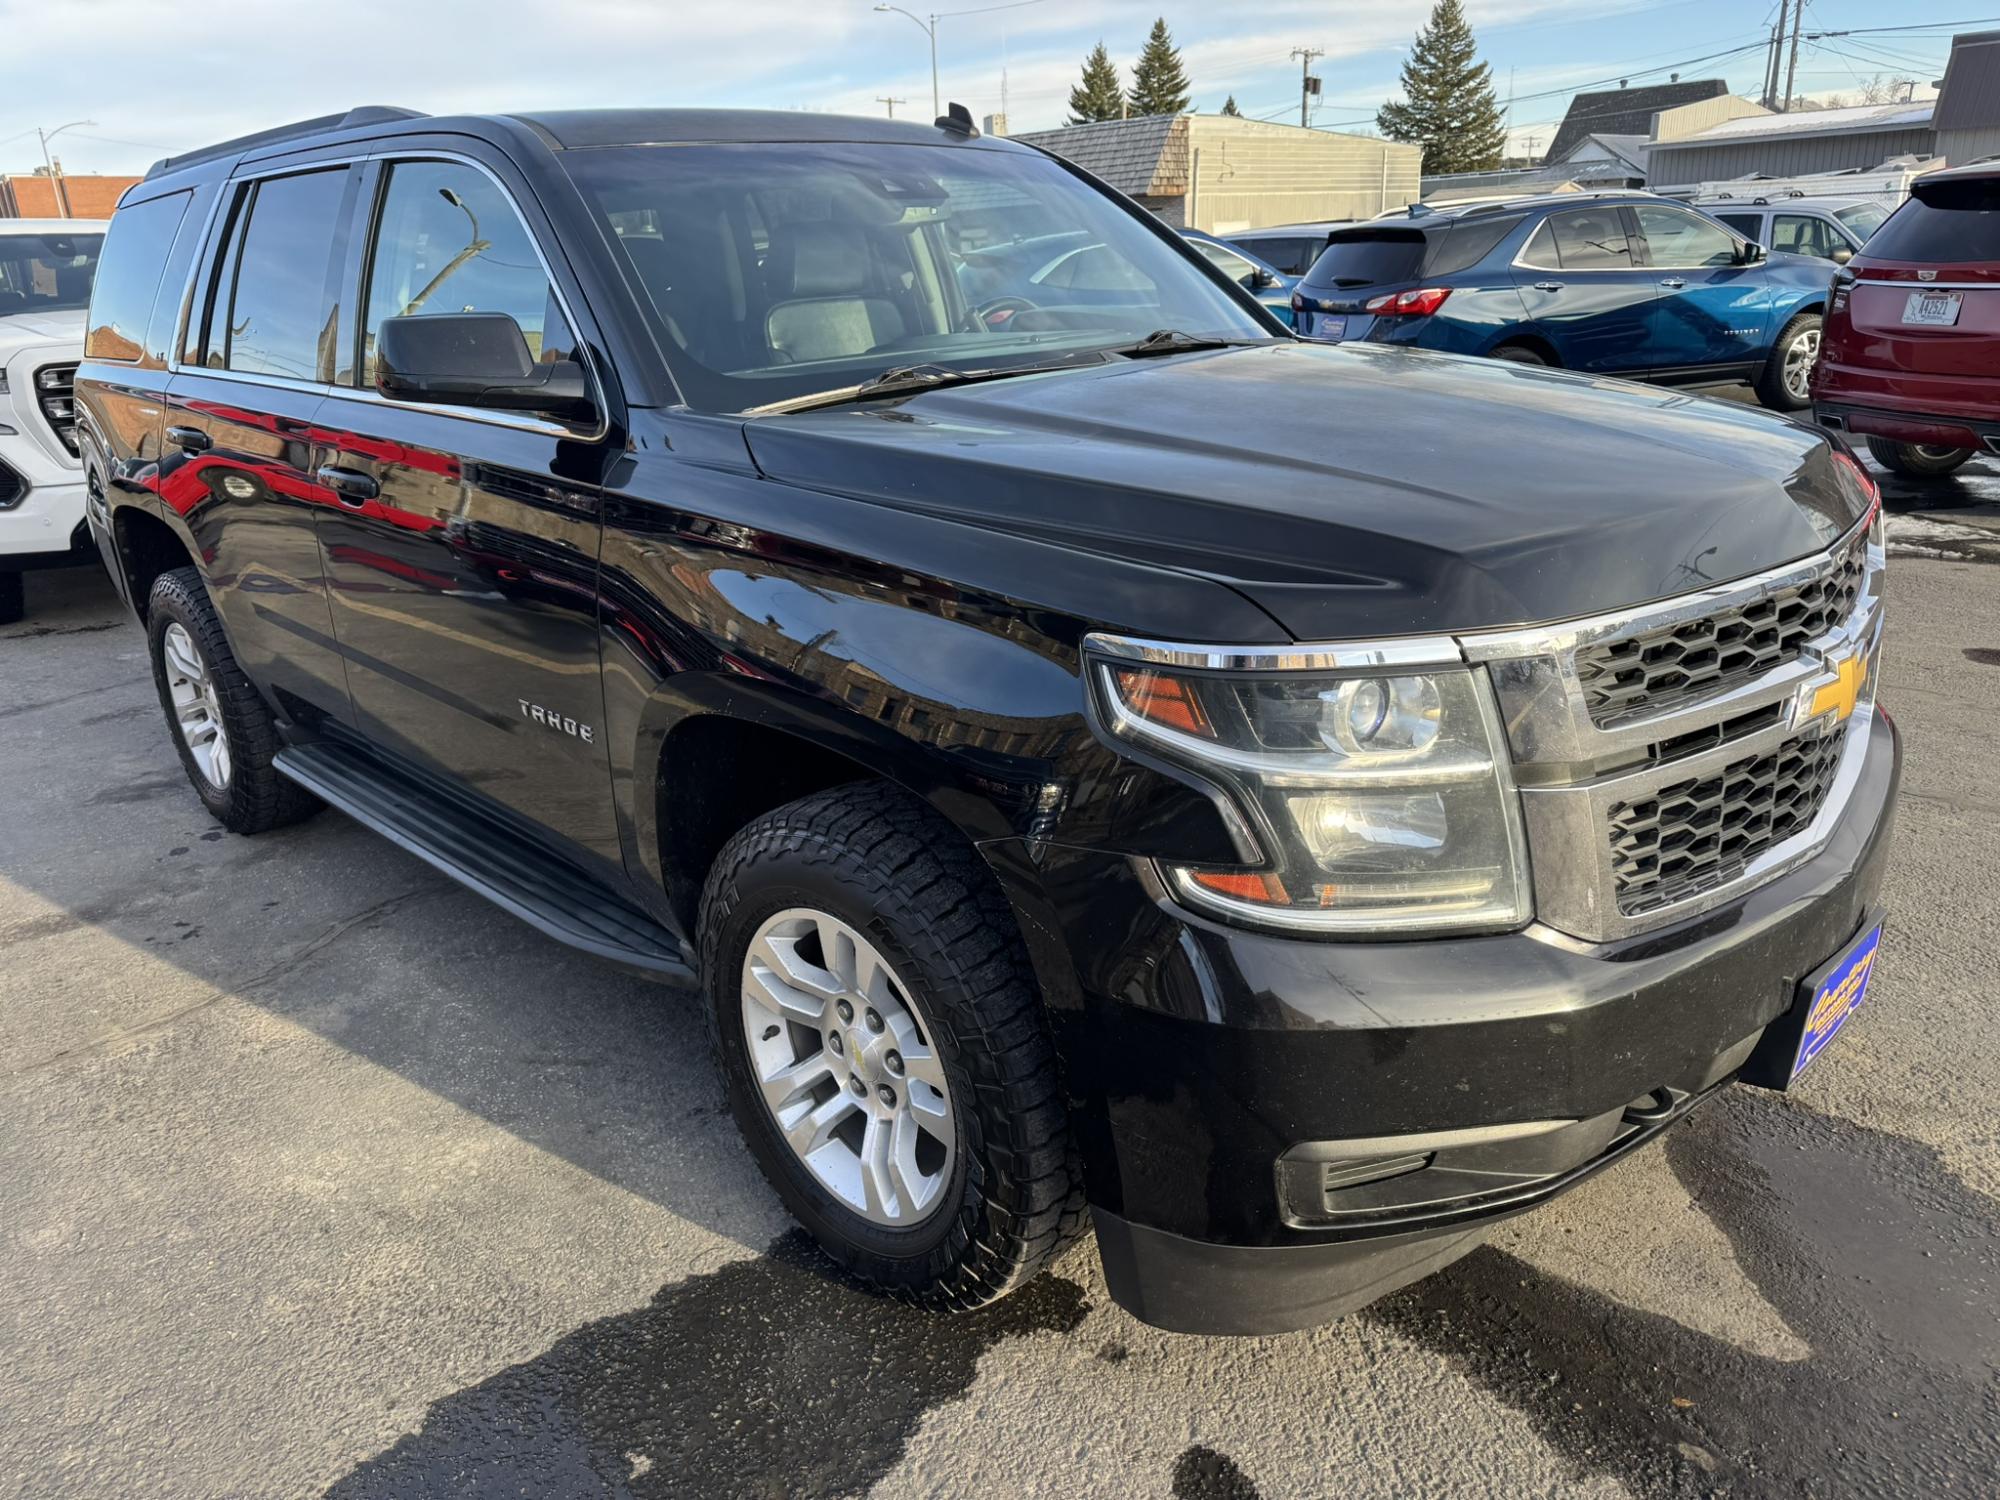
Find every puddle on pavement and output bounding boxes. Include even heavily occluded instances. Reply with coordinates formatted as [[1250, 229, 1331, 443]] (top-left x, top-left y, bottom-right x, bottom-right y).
[[1368, 1090, 2000, 1498], [327, 1230, 1088, 1499]]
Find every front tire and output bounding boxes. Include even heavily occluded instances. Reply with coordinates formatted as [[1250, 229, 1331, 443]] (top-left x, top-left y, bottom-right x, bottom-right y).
[[145, 567, 320, 834], [1864, 437, 1976, 480], [1756, 311, 1822, 411], [700, 782, 1084, 1311]]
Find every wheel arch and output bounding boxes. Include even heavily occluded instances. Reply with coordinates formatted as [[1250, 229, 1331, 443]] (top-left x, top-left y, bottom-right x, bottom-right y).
[[1485, 333, 1561, 366], [108, 502, 200, 621]]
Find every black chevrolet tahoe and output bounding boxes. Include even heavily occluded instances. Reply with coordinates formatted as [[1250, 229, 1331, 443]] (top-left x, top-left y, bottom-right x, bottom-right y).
[[74, 105, 1898, 1335]]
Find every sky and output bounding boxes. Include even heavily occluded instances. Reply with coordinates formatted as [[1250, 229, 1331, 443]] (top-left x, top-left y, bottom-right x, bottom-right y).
[[0, 0, 1990, 179]]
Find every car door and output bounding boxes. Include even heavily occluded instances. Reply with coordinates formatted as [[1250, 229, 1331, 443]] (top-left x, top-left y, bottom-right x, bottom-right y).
[[1631, 203, 1770, 368], [1511, 208, 1657, 373], [310, 153, 623, 865], [161, 163, 360, 729]]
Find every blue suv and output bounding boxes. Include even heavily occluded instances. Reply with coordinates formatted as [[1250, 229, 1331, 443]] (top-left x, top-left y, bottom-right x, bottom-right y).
[[1291, 194, 1834, 410]]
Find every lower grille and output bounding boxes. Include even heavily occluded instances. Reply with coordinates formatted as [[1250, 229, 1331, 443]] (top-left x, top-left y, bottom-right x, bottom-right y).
[[0, 458, 24, 510], [1608, 726, 1848, 915]]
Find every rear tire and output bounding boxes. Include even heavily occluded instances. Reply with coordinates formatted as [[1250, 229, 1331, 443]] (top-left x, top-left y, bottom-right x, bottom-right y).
[[1489, 344, 1548, 366], [1864, 437, 1976, 480], [145, 567, 320, 834], [1755, 311, 1821, 411], [699, 781, 1084, 1311], [0, 573, 22, 626]]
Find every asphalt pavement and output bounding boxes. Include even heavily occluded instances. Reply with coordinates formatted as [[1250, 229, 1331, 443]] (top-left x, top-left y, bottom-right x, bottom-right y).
[[2, 449, 1997, 1500]]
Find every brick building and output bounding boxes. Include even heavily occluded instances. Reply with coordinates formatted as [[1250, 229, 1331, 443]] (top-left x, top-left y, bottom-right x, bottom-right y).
[[1, 171, 141, 220]]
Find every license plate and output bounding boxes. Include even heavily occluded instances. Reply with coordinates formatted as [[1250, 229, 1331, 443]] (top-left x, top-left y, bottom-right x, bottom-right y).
[[1902, 290, 1962, 326], [1742, 916, 1884, 1090]]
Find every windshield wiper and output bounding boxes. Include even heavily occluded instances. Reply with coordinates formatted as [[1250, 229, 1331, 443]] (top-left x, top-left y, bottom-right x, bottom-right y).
[[745, 356, 1103, 416], [1102, 328, 1263, 359]]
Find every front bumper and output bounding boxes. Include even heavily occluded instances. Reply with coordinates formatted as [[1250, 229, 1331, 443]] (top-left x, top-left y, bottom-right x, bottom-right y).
[[0, 467, 89, 568], [992, 709, 1900, 1334]]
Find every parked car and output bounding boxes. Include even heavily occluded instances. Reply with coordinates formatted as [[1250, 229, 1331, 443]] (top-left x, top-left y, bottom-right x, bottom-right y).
[[1291, 193, 1833, 410], [78, 105, 1897, 1336], [0, 219, 105, 623], [1220, 221, 1357, 276], [1180, 230, 1294, 325], [1703, 195, 1889, 264], [1812, 159, 2000, 482]]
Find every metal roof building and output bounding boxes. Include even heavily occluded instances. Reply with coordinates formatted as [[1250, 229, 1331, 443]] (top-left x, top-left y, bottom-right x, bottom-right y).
[[1647, 101, 1941, 189], [1933, 30, 2000, 163], [1012, 114, 1420, 232], [1540, 79, 1729, 165]]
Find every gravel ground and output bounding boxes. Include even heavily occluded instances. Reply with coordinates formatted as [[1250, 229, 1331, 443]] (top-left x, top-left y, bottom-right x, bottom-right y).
[[2, 448, 1996, 1500]]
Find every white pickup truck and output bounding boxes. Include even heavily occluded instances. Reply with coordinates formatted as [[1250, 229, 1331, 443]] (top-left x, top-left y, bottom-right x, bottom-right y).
[[1, 219, 105, 623]]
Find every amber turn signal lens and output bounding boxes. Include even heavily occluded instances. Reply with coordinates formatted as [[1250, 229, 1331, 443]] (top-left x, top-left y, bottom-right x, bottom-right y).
[[1113, 668, 1214, 738], [1186, 870, 1291, 905]]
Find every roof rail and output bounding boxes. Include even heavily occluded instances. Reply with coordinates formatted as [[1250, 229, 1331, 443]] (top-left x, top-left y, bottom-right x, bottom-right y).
[[144, 106, 427, 180]]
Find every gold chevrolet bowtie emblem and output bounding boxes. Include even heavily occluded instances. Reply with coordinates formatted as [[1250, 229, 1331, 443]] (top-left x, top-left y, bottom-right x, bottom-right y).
[[1806, 650, 1868, 724]]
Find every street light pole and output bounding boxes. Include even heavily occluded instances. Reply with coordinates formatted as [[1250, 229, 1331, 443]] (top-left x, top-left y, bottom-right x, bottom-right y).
[[34, 119, 96, 219], [874, 5, 939, 120]]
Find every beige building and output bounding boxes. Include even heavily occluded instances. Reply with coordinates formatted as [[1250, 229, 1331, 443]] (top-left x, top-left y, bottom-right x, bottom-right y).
[[1011, 114, 1420, 232]]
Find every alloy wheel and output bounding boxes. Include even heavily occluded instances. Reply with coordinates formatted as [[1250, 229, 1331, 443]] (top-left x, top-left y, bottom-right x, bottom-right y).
[[740, 907, 956, 1228], [1783, 327, 1821, 402], [162, 622, 231, 789]]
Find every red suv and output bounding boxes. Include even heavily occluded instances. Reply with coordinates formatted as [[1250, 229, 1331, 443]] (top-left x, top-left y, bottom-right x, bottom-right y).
[[1813, 159, 2000, 481]]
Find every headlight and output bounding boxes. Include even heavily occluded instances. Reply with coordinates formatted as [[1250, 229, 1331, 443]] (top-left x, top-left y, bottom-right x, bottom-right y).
[[1086, 636, 1531, 935]]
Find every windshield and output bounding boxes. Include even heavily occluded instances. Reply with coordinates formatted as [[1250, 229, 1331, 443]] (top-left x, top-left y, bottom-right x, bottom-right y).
[[0, 232, 102, 316], [1834, 203, 1888, 240], [561, 142, 1268, 413]]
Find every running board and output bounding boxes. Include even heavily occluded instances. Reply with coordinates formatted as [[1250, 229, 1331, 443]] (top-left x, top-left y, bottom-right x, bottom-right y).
[[274, 742, 695, 981]]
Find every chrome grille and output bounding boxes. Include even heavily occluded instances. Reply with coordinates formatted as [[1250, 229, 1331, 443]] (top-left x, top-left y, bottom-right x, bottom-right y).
[[1608, 725, 1848, 915], [34, 362, 79, 456], [1464, 510, 1884, 943], [1575, 531, 1867, 726]]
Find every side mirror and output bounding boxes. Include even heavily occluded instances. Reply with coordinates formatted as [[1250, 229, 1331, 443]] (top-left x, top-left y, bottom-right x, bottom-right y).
[[1831, 246, 1854, 265], [1736, 240, 1767, 266], [375, 312, 595, 423], [1249, 267, 1278, 290]]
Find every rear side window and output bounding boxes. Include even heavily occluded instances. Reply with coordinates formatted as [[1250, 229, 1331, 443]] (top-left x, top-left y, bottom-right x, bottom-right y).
[[1241, 236, 1321, 275], [85, 192, 190, 362], [210, 169, 347, 380], [1543, 209, 1637, 270], [359, 160, 573, 387], [1423, 215, 1522, 277], [1303, 231, 1426, 288], [1713, 212, 1762, 242], [1865, 179, 2000, 262]]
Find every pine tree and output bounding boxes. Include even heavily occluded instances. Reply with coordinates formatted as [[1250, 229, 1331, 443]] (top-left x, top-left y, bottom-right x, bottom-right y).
[[1220, 94, 1242, 117], [1067, 42, 1127, 124], [1128, 19, 1192, 117], [1375, 0, 1507, 174]]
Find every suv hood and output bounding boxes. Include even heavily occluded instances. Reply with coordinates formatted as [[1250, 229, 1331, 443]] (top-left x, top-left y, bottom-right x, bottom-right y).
[[742, 342, 1863, 640], [0, 307, 86, 351]]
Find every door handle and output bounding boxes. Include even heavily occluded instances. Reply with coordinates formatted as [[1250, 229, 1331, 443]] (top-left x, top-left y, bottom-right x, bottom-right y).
[[1659, 277, 1687, 289], [166, 425, 211, 453], [316, 465, 379, 506], [1532, 281, 1564, 292]]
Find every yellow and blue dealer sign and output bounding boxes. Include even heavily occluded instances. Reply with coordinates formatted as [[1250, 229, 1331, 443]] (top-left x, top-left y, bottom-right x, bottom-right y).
[[1792, 921, 1882, 1082]]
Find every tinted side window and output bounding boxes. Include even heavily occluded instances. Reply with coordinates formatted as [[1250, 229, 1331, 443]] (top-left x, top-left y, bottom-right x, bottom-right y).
[[1192, 240, 1257, 282], [1424, 215, 1523, 277], [1548, 210, 1636, 270], [86, 193, 190, 361], [1632, 205, 1736, 268], [0, 230, 102, 317], [217, 170, 348, 380], [360, 160, 572, 385], [1713, 212, 1762, 241], [1864, 179, 2000, 262]]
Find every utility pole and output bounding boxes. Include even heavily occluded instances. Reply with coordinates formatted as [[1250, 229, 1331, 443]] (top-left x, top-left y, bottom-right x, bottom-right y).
[[1782, 0, 1807, 113], [1762, 0, 1789, 109], [874, 6, 940, 120], [1291, 46, 1324, 129], [876, 96, 907, 118], [35, 120, 94, 218]]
